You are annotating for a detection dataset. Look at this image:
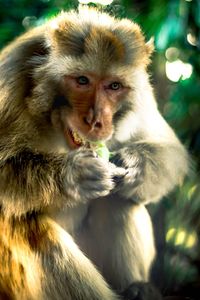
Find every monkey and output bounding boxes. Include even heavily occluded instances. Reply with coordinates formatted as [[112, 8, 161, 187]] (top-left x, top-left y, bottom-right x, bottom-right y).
[[0, 6, 189, 300]]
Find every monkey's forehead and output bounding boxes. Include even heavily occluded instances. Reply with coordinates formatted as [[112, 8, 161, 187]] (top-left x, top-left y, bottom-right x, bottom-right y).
[[45, 7, 152, 71]]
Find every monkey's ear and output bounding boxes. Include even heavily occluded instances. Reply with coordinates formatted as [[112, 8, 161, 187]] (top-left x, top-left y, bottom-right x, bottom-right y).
[[141, 37, 154, 67], [0, 26, 49, 100], [145, 37, 155, 58]]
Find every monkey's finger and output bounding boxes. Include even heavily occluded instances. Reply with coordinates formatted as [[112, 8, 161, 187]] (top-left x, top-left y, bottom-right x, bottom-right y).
[[112, 168, 129, 184]]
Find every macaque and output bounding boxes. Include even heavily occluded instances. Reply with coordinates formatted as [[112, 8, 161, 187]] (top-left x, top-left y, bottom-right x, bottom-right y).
[[0, 7, 189, 300]]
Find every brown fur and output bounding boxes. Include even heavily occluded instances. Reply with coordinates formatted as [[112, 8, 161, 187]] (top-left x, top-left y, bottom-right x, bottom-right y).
[[0, 216, 44, 300]]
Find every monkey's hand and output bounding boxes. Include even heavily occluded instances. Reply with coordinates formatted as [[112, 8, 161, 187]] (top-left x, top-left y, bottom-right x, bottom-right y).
[[65, 148, 127, 202], [110, 141, 188, 204], [110, 146, 142, 200]]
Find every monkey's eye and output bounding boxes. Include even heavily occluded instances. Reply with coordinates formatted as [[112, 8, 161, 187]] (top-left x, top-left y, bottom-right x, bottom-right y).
[[109, 82, 122, 90], [76, 76, 89, 85]]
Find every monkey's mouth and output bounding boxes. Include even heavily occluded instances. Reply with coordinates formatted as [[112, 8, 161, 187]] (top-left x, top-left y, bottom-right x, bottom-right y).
[[64, 125, 109, 150], [70, 129, 87, 146], [64, 127, 89, 149]]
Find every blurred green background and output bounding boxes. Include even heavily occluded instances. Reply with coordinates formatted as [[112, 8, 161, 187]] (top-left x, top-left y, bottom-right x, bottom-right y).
[[0, 0, 199, 298]]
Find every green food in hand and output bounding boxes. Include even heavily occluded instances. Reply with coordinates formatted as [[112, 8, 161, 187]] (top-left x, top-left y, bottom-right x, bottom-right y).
[[91, 142, 111, 161]]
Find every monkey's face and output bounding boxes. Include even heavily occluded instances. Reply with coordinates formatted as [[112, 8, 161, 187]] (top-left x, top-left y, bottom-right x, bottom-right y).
[[45, 8, 153, 150], [58, 73, 129, 149]]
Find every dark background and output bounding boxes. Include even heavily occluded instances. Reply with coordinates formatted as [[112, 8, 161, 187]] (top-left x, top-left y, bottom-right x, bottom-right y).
[[0, 0, 200, 298]]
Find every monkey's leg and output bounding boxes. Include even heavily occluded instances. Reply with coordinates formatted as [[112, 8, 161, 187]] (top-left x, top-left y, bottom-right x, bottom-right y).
[[76, 197, 156, 293], [1, 215, 122, 300]]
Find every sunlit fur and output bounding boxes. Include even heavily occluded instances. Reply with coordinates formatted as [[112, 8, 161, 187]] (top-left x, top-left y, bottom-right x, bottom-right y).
[[0, 7, 188, 300]]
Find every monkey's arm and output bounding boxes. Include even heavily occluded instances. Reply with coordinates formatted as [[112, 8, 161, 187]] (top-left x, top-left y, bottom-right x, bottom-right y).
[[0, 148, 118, 217], [110, 103, 189, 204]]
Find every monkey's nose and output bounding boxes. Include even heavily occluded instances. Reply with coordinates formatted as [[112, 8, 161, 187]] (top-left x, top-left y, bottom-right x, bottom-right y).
[[83, 116, 102, 129], [83, 108, 103, 129]]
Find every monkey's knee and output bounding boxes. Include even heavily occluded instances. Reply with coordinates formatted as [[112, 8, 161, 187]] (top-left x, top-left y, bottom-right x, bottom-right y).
[[117, 204, 156, 282], [129, 205, 156, 271], [85, 201, 156, 290]]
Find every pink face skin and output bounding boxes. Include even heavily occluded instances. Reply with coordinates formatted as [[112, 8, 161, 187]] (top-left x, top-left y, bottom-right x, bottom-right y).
[[59, 73, 130, 148]]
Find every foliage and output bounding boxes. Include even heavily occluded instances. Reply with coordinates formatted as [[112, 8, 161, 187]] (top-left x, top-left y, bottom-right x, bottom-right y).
[[0, 0, 200, 298]]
